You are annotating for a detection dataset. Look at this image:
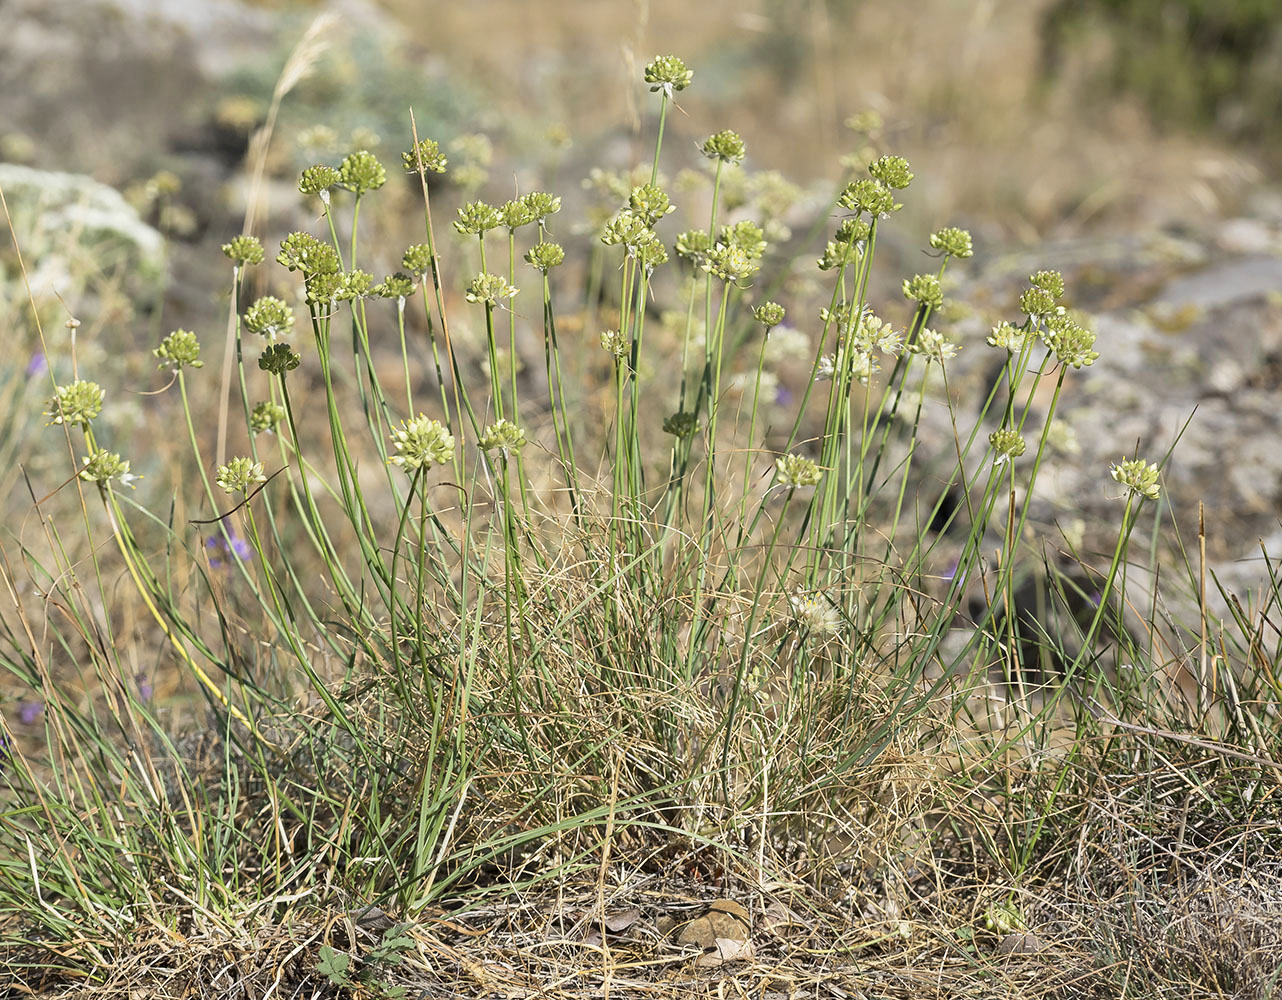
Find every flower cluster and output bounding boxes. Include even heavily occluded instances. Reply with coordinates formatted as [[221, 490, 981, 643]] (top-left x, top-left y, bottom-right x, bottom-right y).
[[221, 235, 264, 266], [839, 177, 900, 219], [525, 241, 565, 272], [465, 272, 519, 306], [243, 296, 294, 341], [376, 272, 416, 300], [479, 419, 526, 456], [216, 457, 266, 495], [902, 273, 944, 309], [278, 232, 340, 275], [299, 164, 341, 202], [338, 150, 386, 196], [644, 55, 693, 96], [629, 184, 674, 225], [258, 343, 301, 376], [153, 329, 203, 370], [47, 380, 104, 427], [600, 329, 629, 358], [1042, 308, 1098, 368], [989, 428, 1026, 464], [1110, 457, 1161, 501], [250, 400, 286, 434], [389, 415, 455, 472], [929, 226, 974, 259], [700, 129, 746, 165], [80, 448, 134, 486], [753, 301, 785, 329], [662, 411, 700, 437], [905, 327, 959, 364], [776, 453, 822, 488], [788, 591, 842, 636], [454, 201, 503, 236], [402, 138, 447, 174]]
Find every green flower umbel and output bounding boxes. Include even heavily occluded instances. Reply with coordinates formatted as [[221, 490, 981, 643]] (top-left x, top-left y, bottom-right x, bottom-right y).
[[776, 453, 822, 488], [80, 448, 134, 487], [644, 55, 693, 96], [389, 416, 455, 472], [153, 329, 204, 370], [479, 419, 527, 456], [216, 457, 267, 495], [1110, 458, 1161, 501], [47, 380, 104, 427]]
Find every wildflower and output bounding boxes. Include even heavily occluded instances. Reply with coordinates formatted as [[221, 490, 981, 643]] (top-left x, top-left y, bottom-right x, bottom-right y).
[[216, 457, 266, 495], [298, 164, 341, 203], [375, 271, 417, 300], [1029, 269, 1065, 299], [701, 129, 746, 165], [26, 353, 48, 379], [835, 217, 871, 247], [629, 183, 675, 226], [206, 531, 251, 569], [675, 229, 711, 265], [753, 301, 785, 329], [453, 201, 502, 236], [258, 343, 301, 376], [465, 272, 518, 307], [305, 270, 344, 305], [662, 411, 700, 437], [1110, 457, 1161, 501], [154, 329, 204, 370], [907, 327, 959, 363], [817, 241, 854, 271], [702, 242, 758, 283], [479, 418, 526, 456], [135, 673, 154, 702], [250, 400, 286, 434], [776, 453, 822, 488], [389, 415, 455, 472], [402, 244, 433, 277], [277, 232, 339, 275], [632, 231, 669, 272], [47, 380, 104, 427], [868, 154, 913, 190], [500, 198, 536, 231], [522, 191, 561, 223], [838, 178, 899, 218], [903, 274, 944, 309], [1019, 285, 1057, 321], [338, 149, 386, 196], [402, 138, 447, 173], [989, 428, 1026, 464], [79, 448, 134, 486], [600, 329, 629, 358], [814, 354, 838, 382], [788, 591, 842, 636], [600, 209, 651, 249], [720, 219, 766, 262], [525, 241, 565, 272], [644, 55, 693, 96], [337, 269, 374, 301], [221, 235, 264, 266], [986, 321, 1029, 353], [929, 226, 974, 259], [1043, 309, 1098, 368]]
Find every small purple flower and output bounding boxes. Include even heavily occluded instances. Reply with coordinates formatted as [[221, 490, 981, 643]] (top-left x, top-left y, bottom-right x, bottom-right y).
[[774, 384, 794, 408], [205, 530, 251, 569], [26, 352, 48, 379], [135, 673, 154, 703], [18, 701, 43, 725]]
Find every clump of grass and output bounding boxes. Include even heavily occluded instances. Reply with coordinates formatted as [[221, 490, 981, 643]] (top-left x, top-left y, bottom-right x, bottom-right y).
[[1, 49, 1279, 999]]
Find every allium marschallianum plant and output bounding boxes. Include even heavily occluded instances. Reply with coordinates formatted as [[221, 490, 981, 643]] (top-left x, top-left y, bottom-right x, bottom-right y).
[[5, 52, 1194, 988]]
